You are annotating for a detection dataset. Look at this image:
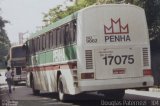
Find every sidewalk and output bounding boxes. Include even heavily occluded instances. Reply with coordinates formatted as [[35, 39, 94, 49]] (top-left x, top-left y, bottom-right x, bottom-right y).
[[0, 84, 11, 100], [1, 86, 160, 100], [2, 85, 42, 100], [126, 87, 160, 98]]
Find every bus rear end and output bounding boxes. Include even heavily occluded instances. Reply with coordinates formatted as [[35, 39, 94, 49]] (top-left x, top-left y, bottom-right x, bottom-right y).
[[76, 4, 153, 96], [10, 45, 27, 84]]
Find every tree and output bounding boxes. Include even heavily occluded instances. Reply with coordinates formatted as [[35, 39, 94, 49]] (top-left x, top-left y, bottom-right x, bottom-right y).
[[0, 16, 10, 45], [138, 0, 160, 51], [43, 0, 97, 24], [0, 11, 11, 68]]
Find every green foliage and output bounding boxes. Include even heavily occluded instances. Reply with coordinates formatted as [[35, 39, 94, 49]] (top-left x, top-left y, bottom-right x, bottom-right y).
[[145, 0, 160, 40], [97, 0, 114, 4], [0, 16, 10, 45], [43, 0, 97, 24], [0, 12, 11, 68]]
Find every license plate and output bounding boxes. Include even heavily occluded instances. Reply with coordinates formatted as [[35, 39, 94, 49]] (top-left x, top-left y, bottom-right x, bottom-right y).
[[113, 68, 125, 74]]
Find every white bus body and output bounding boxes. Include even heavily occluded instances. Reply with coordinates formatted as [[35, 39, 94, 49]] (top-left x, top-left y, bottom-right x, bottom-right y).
[[76, 4, 153, 92], [26, 4, 153, 100]]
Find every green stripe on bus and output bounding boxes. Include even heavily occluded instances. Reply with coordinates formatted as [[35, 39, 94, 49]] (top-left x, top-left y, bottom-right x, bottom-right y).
[[37, 45, 77, 65], [64, 45, 77, 60], [46, 51, 53, 63], [39, 52, 46, 64]]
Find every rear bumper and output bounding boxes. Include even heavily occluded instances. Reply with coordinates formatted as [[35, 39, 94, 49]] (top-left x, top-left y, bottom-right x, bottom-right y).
[[77, 76, 154, 93]]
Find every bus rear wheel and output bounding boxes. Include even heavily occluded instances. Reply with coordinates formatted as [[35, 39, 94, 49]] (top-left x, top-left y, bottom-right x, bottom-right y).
[[31, 77, 40, 95], [58, 75, 67, 101]]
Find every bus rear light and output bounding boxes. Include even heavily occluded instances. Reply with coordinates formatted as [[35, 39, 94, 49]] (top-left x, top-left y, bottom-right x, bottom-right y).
[[72, 70, 77, 75], [73, 76, 78, 81], [143, 69, 152, 76], [69, 62, 77, 69], [71, 64, 77, 69], [81, 72, 94, 79]]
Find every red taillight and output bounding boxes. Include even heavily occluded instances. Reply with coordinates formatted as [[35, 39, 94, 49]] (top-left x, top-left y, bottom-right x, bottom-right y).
[[143, 69, 152, 76], [81, 72, 94, 79], [69, 62, 77, 69]]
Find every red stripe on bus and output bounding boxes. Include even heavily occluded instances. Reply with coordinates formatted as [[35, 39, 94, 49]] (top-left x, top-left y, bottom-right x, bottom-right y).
[[27, 62, 77, 72]]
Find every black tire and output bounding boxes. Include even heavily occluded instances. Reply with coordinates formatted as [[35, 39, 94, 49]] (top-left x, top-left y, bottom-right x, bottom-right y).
[[58, 75, 67, 101], [102, 89, 125, 100], [31, 77, 40, 95]]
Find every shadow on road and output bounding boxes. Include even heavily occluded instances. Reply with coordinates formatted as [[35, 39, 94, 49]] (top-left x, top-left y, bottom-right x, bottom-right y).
[[13, 82, 26, 86], [36, 92, 109, 106], [32, 91, 160, 106], [15, 83, 26, 86]]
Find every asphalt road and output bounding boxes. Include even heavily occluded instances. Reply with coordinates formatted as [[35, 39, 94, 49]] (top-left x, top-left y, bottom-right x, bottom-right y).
[[1, 84, 160, 106]]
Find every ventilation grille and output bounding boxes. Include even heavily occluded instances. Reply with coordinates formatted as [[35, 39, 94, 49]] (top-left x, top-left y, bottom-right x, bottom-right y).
[[143, 48, 149, 66], [85, 50, 93, 69]]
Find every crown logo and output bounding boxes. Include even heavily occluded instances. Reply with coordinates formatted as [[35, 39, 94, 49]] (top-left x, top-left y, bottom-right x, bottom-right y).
[[104, 18, 129, 34]]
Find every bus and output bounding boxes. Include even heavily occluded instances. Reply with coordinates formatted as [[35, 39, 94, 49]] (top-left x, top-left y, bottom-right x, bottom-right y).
[[25, 4, 154, 100], [8, 45, 27, 85]]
